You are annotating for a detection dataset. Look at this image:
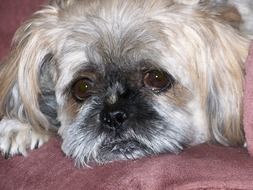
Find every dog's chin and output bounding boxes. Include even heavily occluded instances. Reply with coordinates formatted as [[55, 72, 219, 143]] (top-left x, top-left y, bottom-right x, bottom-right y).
[[97, 139, 153, 163]]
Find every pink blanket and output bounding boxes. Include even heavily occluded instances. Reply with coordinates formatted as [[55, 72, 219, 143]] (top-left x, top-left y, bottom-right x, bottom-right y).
[[244, 42, 253, 156], [1, 138, 253, 190]]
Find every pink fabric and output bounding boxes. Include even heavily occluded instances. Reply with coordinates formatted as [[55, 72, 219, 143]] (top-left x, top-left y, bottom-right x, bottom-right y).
[[244, 42, 253, 156], [1, 138, 253, 190], [0, 0, 46, 58], [1, 1, 253, 189]]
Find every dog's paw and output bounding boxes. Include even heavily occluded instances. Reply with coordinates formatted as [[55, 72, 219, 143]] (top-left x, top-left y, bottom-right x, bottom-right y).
[[0, 118, 50, 159]]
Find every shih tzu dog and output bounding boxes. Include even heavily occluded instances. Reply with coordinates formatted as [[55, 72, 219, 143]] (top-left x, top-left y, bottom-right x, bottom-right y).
[[0, 0, 252, 166]]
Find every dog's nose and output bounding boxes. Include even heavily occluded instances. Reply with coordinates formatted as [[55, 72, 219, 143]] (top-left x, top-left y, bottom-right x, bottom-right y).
[[100, 110, 128, 129]]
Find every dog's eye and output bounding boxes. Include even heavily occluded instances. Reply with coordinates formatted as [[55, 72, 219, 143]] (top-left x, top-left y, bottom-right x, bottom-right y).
[[144, 70, 174, 92], [72, 79, 93, 101]]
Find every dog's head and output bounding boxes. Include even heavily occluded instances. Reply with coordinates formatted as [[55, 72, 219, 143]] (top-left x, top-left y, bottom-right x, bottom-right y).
[[0, 0, 250, 165]]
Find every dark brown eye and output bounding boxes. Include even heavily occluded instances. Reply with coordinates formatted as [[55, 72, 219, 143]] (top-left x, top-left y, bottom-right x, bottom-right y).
[[72, 79, 93, 101], [143, 70, 174, 92]]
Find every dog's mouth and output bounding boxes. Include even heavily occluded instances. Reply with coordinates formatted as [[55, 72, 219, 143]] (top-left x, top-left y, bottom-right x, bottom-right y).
[[98, 139, 153, 161]]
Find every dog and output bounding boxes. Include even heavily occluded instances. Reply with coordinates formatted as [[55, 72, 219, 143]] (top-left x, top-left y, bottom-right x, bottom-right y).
[[0, 0, 252, 166]]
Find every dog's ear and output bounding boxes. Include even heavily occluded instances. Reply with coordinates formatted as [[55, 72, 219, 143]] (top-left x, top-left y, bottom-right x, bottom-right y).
[[200, 22, 247, 147], [170, 0, 248, 146], [49, 0, 76, 9], [0, 6, 60, 132]]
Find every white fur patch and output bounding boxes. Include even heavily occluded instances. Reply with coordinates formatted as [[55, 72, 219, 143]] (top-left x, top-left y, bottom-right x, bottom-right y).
[[0, 118, 50, 157], [175, 0, 200, 5]]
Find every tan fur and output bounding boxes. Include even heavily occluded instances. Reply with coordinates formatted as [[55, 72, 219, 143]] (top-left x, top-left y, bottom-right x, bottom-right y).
[[164, 84, 192, 108], [158, 6, 250, 145], [0, 7, 60, 133]]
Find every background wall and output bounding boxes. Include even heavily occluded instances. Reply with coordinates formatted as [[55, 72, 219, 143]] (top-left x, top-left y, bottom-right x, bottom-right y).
[[0, 0, 47, 58]]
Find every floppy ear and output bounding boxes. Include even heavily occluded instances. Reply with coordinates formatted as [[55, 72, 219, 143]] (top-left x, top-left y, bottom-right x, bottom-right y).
[[0, 6, 60, 132], [171, 1, 247, 146], [202, 25, 248, 147]]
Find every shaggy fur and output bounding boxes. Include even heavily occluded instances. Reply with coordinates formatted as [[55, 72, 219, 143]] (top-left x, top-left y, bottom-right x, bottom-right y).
[[0, 0, 252, 166]]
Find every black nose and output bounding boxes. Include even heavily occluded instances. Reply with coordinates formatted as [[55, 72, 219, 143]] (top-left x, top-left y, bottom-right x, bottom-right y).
[[100, 110, 128, 129]]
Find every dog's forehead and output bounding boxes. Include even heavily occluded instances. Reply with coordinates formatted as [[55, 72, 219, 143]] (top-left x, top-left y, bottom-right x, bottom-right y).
[[57, 41, 158, 80], [56, 0, 170, 63], [56, 23, 169, 88], [55, 0, 192, 90]]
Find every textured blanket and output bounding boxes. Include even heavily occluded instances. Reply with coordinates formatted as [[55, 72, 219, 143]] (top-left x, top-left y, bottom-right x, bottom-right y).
[[1, 138, 253, 190]]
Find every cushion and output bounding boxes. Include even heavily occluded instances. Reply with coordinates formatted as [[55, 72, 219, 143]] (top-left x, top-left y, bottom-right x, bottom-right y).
[[1, 138, 253, 190]]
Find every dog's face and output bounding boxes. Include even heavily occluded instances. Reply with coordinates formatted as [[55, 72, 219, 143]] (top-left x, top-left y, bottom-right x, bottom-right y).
[[52, 0, 212, 165], [57, 33, 202, 164], [0, 0, 250, 166]]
